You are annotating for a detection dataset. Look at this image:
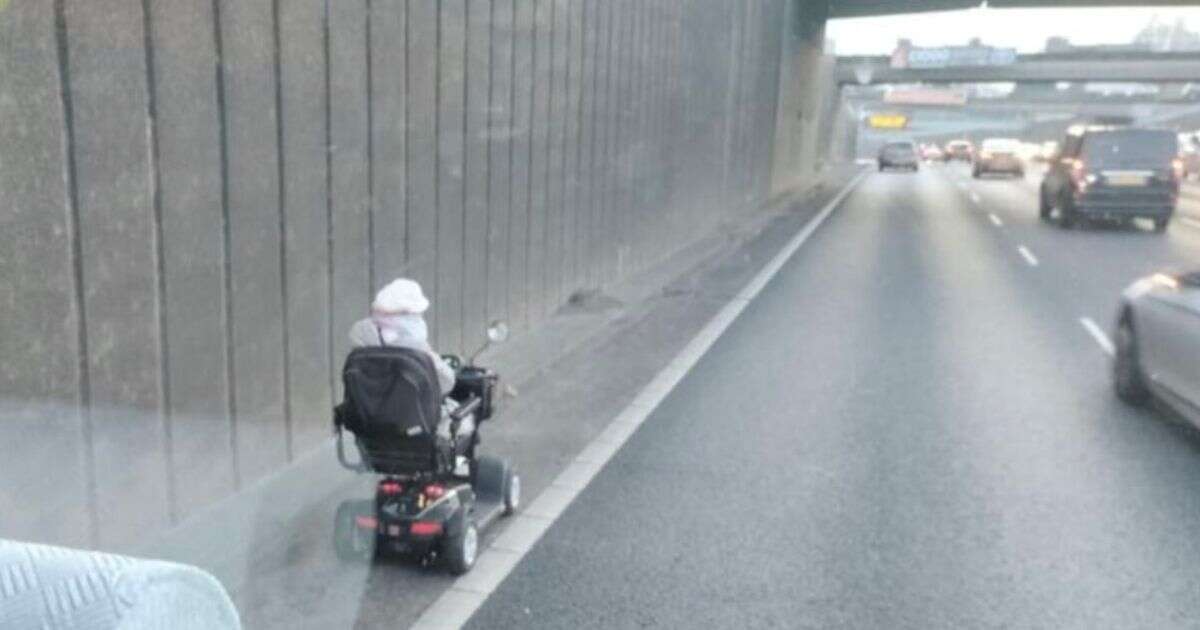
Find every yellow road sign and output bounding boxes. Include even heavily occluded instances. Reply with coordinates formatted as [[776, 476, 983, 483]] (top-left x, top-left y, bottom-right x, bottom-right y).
[[867, 114, 909, 130]]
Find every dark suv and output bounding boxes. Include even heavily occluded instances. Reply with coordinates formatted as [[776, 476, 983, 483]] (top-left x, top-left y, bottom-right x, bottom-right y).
[[1039, 125, 1180, 232]]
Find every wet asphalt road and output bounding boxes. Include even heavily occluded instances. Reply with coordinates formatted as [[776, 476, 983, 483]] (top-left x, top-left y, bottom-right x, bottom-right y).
[[465, 164, 1200, 629]]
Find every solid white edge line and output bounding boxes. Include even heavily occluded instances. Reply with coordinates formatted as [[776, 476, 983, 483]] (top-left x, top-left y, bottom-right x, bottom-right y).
[[969, 191, 981, 204], [988, 213, 1003, 227], [408, 169, 871, 630], [1017, 245, 1038, 267], [1080, 317, 1115, 357]]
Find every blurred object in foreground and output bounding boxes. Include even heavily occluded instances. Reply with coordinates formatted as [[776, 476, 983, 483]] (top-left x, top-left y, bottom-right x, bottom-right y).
[[0, 539, 240, 630]]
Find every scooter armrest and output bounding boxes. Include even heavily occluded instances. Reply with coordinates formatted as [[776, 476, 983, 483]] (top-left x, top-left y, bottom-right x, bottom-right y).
[[449, 395, 482, 421]]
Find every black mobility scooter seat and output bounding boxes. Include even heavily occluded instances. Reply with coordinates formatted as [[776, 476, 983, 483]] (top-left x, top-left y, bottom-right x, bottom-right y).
[[336, 345, 451, 477]]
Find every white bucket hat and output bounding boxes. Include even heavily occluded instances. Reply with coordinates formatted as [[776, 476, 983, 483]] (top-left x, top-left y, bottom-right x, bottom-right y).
[[372, 278, 430, 315]]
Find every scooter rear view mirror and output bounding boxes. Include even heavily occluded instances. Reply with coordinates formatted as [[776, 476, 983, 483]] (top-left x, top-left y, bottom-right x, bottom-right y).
[[487, 320, 510, 344], [469, 320, 510, 365]]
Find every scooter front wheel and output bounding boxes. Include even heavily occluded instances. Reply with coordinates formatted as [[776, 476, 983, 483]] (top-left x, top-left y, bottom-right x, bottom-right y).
[[504, 472, 520, 515]]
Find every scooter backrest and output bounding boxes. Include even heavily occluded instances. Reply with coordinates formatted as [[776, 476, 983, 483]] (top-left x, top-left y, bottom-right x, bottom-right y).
[[339, 346, 442, 440]]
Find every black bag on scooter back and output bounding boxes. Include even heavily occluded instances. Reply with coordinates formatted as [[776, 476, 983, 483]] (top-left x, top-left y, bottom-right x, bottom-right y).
[[335, 346, 442, 442]]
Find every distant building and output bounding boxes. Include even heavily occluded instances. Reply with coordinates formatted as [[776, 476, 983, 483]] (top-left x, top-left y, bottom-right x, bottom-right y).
[[1045, 16, 1199, 54], [1043, 36, 1148, 54], [1133, 16, 1200, 52]]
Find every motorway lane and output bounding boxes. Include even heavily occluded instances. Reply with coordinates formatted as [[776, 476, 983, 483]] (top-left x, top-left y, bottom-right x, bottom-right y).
[[465, 167, 1200, 629], [942, 161, 1200, 346]]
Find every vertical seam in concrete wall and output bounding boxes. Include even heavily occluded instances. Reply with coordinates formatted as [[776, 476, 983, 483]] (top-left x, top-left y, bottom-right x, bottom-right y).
[[210, 0, 241, 490], [403, 0, 411, 265], [53, 0, 99, 546], [738, 0, 750, 197], [543, 0, 556, 312], [562, 0, 575, 297], [594, 0, 609, 289], [611, 0, 628, 283], [588, 0, 604, 289], [460, 0, 471, 348], [635, 0, 649, 270], [598, 0, 614, 286], [432, 0, 442, 326], [365, 0, 376, 297], [323, 0, 336, 398], [763, 0, 783, 195], [621, 0, 633, 270], [602, 0, 615, 284], [271, 0, 294, 461], [615, 0, 628, 281], [139, 0, 178, 524], [524, 0, 538, 329], [645, 1, 659, 270], [721, 0, 743, 210], [484, 0, 495, 328], [507, 0, 516, 320], [572, 0, 586, 294]]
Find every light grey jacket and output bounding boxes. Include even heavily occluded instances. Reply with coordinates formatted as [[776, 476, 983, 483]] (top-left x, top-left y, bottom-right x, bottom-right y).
[[348, 317, 456, 395]]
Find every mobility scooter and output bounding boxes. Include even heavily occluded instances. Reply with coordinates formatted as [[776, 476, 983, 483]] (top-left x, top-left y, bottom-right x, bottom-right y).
[[332, 322, 519, 574]]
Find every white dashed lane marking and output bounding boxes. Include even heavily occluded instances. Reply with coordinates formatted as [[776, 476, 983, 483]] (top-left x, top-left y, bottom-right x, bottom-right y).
[[1017, 245, 1039, 267], [1080, 317, 1115, 357]]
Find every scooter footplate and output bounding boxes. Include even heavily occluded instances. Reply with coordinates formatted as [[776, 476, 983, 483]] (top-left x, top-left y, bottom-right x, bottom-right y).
[[472, 498, 505, 532]]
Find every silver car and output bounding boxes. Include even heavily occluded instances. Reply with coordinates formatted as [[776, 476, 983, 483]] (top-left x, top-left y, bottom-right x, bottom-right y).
[[1114, 271, 1200, 425]]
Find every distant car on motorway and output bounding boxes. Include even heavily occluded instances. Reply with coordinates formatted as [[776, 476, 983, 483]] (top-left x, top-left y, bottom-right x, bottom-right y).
[[1015, 141, 1042, 165], [1178, 133, 1200, 181], [972, 138, 1025, 178], [943, 139, 974, 162], [1114, 271, 1200, 427], [878, 141, 919, 172], [920, 144, 944, 161], [1039, 125, 1180, 231], [1033, 141, 1059, 163]]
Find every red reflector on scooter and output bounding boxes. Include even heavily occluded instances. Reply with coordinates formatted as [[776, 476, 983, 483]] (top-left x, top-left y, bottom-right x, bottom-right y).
[[409, 521, 443, 536], [354, 515, 378, 530], [380, 481, 403, 495], [423, 484, 446, 499]]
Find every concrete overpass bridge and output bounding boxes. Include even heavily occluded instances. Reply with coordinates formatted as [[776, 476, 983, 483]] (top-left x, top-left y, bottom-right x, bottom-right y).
[[836, 51, 1200, 86]]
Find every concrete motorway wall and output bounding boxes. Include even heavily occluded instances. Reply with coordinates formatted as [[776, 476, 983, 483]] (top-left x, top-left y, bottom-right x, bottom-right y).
[[0, 0, 794, 549]]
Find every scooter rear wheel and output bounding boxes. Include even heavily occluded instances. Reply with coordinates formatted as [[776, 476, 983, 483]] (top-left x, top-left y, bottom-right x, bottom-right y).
[[444, 522, 478, 575]]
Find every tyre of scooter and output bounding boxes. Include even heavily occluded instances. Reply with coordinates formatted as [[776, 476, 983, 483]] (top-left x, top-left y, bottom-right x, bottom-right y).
[[473, 455, 518, 514], [442, 510, 478, 575]]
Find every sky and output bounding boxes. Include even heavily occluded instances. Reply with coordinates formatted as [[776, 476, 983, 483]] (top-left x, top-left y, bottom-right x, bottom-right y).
[[826, 6, 1200, 55]]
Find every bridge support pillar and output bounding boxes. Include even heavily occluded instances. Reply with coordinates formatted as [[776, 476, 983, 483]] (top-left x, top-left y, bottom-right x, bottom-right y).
[[771, 0, 830, 196]]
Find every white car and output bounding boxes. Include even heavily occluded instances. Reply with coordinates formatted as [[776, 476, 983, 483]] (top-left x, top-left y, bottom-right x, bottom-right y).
[[972, 138, 1025, 178]]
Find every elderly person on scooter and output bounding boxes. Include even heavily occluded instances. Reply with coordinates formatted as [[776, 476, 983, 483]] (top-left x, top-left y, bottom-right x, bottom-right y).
[[349, 278, 456, 396]]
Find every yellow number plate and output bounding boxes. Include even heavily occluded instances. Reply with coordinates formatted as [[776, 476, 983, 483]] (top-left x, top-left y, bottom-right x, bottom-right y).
[[1106, 173, 1149, 187]]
